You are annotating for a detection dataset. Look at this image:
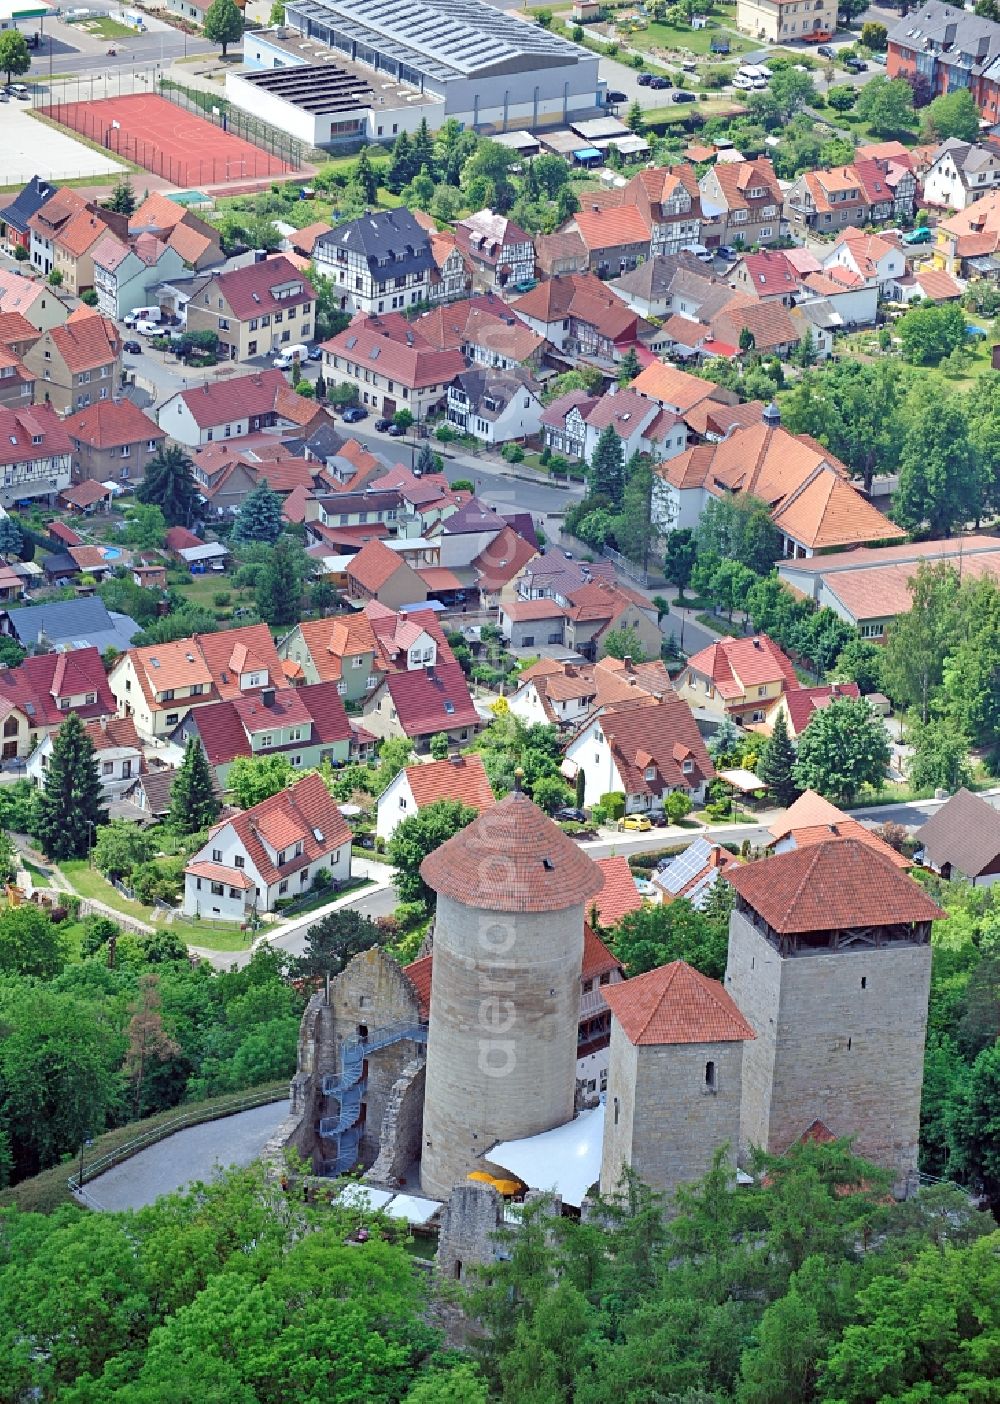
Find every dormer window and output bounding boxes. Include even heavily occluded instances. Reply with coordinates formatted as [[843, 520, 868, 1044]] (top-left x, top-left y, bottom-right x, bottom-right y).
[[644, 766, 656, 781], [682, 759, 694, 775]]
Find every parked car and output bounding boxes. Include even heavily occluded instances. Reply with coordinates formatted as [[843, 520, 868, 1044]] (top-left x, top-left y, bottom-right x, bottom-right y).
[[844, 57, 867, 72], [341, 405, 368, 423], [272, 352, 293, 369], [374, 416, 392, 431], [606, 88, 628, 103], [307, 345, 324, 361], [136, 320, 160, 336], [555, 807, 588, 824], [122, 339, 142, 355], [871, 51, 887, 64], [717, 244, 736, 260], [124, 305, 160, 330], [672, 90, 697, 102], [386, 422, 405, 437], [903, 226, 933, 245], [620, 814, 652, 832], [637, 71, 654, 86], [733, 74, 754, 90], [649, 75, 671, 90], [817, 43, 835, 57], [681, 58, 697, 72]]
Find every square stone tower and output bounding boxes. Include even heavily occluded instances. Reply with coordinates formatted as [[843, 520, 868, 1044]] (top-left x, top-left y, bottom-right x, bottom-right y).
[[600, 960, 754, 1204], [724, 838, 944, 1197]]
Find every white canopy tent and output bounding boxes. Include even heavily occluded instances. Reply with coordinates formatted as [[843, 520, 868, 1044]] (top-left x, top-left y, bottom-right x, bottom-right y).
[[488, 1103, 605, 1208]]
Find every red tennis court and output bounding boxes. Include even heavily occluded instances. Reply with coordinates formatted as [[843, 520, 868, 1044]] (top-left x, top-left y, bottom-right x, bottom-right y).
[[40, 93, 296, 187]]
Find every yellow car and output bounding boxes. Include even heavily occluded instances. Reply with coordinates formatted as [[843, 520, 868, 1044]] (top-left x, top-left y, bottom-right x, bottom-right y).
[[620, 814, 652, 832]]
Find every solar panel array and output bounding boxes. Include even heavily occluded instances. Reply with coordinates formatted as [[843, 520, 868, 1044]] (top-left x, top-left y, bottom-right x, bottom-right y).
[[287, 0, 583, 83], [656, 838, 715, 896], [244, 62, 374, 114]]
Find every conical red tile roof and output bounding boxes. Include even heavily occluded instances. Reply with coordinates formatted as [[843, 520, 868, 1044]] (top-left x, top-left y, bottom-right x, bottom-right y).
[[420, 789, 603, 913]]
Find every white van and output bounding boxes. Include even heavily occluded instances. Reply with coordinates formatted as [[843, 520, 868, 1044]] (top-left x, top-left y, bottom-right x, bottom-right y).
[[124, 306, 161, 329], [273, 343, 309, 368]]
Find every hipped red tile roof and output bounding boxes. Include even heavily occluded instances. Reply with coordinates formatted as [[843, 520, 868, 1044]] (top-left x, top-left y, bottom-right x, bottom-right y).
[[726, 839, 944, 934], [65, 398, 164, 451], [403, 753, 495, 813], [604, 960, 755, 1046], [592, 854, 644, 927]]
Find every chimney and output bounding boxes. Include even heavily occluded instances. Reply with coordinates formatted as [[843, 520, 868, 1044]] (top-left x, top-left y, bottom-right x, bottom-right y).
[[448, 753, 463, 766], [762, 399, 781, 428], [752, 638, 761, 650], [261, 686, 276, 706], [624, 654, 634, 672]]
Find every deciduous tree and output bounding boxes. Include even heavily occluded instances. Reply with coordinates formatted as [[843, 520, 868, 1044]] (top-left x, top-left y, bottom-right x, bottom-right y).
[[387, 799, 478, 910], [792, 697, 890, 804], [663, 528, 697, 600], [228, 753, 293, 809], [203, 0, 243, 56]]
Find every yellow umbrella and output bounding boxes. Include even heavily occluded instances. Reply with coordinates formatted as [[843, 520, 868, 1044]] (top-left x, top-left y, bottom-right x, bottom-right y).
[[491, 1179, 523, 1196], [467, 1171, 495, 1183]]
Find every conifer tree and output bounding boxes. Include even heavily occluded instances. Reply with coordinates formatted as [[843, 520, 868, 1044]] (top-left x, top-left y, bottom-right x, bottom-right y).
[[353, 147, 378, 205], [255, 537, 301, 626], [386, 131, 414, 194], [589, 423, 625, 507], [758, 711, 800, 808], [410, 117, 435, 178], [232, 479, 284, 545], [32, 713, 107, 861], [169, 737, 220, 835], [137, 445, 200, 528], [415, 441, 436, 476]]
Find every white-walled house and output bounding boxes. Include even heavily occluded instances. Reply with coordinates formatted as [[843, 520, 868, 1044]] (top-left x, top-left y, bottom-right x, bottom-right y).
[[563, 698, 714, 815], [27, 715, 144, 800], [183, 772, 352, 920], [923, 139, 1000, 211], [446, 367, 544, 446], [821, 230, 904, 294], [375, 753, 494, 842]]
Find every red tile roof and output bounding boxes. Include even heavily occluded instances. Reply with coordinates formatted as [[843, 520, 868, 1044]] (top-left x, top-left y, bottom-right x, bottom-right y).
[[403, 952, 433, 1020], [65, 398, 164, 451], [164, 526, 203, 552], [347, 537, 408, 593], [61, 479, 113, 509], [420, 788, 604, 913], [197, 772, 351, 889], [175, 369, 290, 430], [592, 854, 644, 927], [49, 307, 120, 374], [596, 696, 715, 796], [0, 646, 114, 728], [572, 204, 651, 252], [323, 312, 466, 390], [381, 658, 479, 739], [403, 753, 495, 812], [726, 839, 945, 934], [206, 255, 314, 321], [191, 681, 351, 766], [49, 521, 83, 548], [783, 683, 860, 735], [0, 405, 71, 468], [604, 960, 756, 1046], [685, 634, 798, 701], [583, 922, 622, 979], [84, 715, 143, 753]]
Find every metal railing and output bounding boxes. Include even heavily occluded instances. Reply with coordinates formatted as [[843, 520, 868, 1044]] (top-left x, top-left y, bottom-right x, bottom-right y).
[[317, 1023, 428, 1177], [67, 1083, 288, 1195]]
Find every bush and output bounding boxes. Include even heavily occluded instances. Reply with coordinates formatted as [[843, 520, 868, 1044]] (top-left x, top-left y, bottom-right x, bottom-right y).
[[601, 791, 627, 821], [501, 442, 524, 463], [80, 289, 99, 307], [435, 423, 456, 442], [213, 591, 231, 607]]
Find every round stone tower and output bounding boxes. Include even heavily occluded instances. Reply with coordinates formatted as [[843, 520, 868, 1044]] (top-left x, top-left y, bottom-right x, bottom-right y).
[[418, 788, 603, 1201]]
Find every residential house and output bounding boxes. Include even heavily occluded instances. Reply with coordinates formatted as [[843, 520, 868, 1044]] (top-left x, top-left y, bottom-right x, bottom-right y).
[[1, 176, 57, 259], [0, 268, 70, 332], [454, 211, 535, 291], [777, 534, 1000, 636], [651, 836, 739, 908], [286, 221, 332, 259], [0, 403, 72, 509], [924, 138, 1000, 209], [313, 209, 436, 316], [890, 264, 965, 303], [676, 633, 799, 726], [24, 306, 122, 416], [610, 252, 721, 320], [362, 656, 481, 751], [64, 399, 165, 488], [564, 695, 715, 815], [375, 752, 494, 842], [500, 568, 662, 661], [933, 190, 1000, 275], [566, 204, 652, 278], [768, 682, 861, 738], [628, 165, 705, 256], [446, 366, 544, 445], [109, 622, 285, 740], [627, 359, 742, 439], [768, 788, 911, 868], [915, 787, 1000, 886], [507, 653, 672, 729], [709, 297, 802, 358], [786, 160, 916, 233], [540, 387, 687, 464], [653, 406, 904, 555], [120, 766, 222, 823], [157, 369, 321, 448], [27, 714, 143, 799], [321, 312, 466, 423], [535, 229, 589, 278], [415, 295, 545, 371], [345, 537, 428, 609], [29, 188, 121, 290], [887, 2, 1000, 125], [176, 679, 353, 787], [511, 273, 648, 366], [822, 227, 906, 294], [0, 346, 35, 410], [91, 231, 186, 320], [730, 249, 801, 305], [0, 646, 115, 760], [128, 191, 223, 271], [279, 608, 383, 700], [699, 159, 784, 247], [429, 496, 508, 570], [427, 229, 472, 305], [736, 0, 835, 44], [182, 772, 353, 919], [0, 596, 139, 654], [186, 255, 315, 362]]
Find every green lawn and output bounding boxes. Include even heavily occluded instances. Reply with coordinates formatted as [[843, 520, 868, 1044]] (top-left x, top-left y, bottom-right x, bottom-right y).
[[836, 314, 994, 394], [81, 15, 135, 38], [60, 861, 251, 953]]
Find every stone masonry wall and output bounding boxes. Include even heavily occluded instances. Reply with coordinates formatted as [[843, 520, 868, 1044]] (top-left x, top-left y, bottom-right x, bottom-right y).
[[368, 1059, 426, 1189]]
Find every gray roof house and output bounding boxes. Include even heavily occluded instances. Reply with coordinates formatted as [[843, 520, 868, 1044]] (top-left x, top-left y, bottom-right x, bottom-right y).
[[915, 788, 1000, 887], [313, 209, 435, 317], [0, 597, 140, 654]]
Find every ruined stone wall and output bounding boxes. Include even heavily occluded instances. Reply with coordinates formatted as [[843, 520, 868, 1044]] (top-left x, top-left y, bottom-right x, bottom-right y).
[[368, 1059, 426, 1189], [436, 1182, 504, 1283]]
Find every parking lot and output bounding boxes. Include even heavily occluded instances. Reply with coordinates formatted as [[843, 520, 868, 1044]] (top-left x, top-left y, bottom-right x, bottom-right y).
[[0, 103, 126, 186]]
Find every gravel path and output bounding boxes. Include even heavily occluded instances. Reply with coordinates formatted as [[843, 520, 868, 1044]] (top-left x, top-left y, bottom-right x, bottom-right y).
[[80, 1100, 291, 1212]]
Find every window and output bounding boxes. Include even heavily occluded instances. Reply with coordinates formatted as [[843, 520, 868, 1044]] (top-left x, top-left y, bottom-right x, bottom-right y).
[[682, 759, 694, 774], [166, 713, 179, 725], [331, 849, 339, 864], [645, 765, 656, 780], [751, 710, 766, 724], [102, 760, 113, 776], [212, 847, 223, 862], [211, 881, 224, 896], [85, 693, 96, 704], [860, 622, 884, 639], [234, 855, 245, 868], [705, 1060, 717, 1092], [757, 686, 767, 698], [277, 849, 286, 866], [352, 655, 365, 668], [278, 879, 288, 895]]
